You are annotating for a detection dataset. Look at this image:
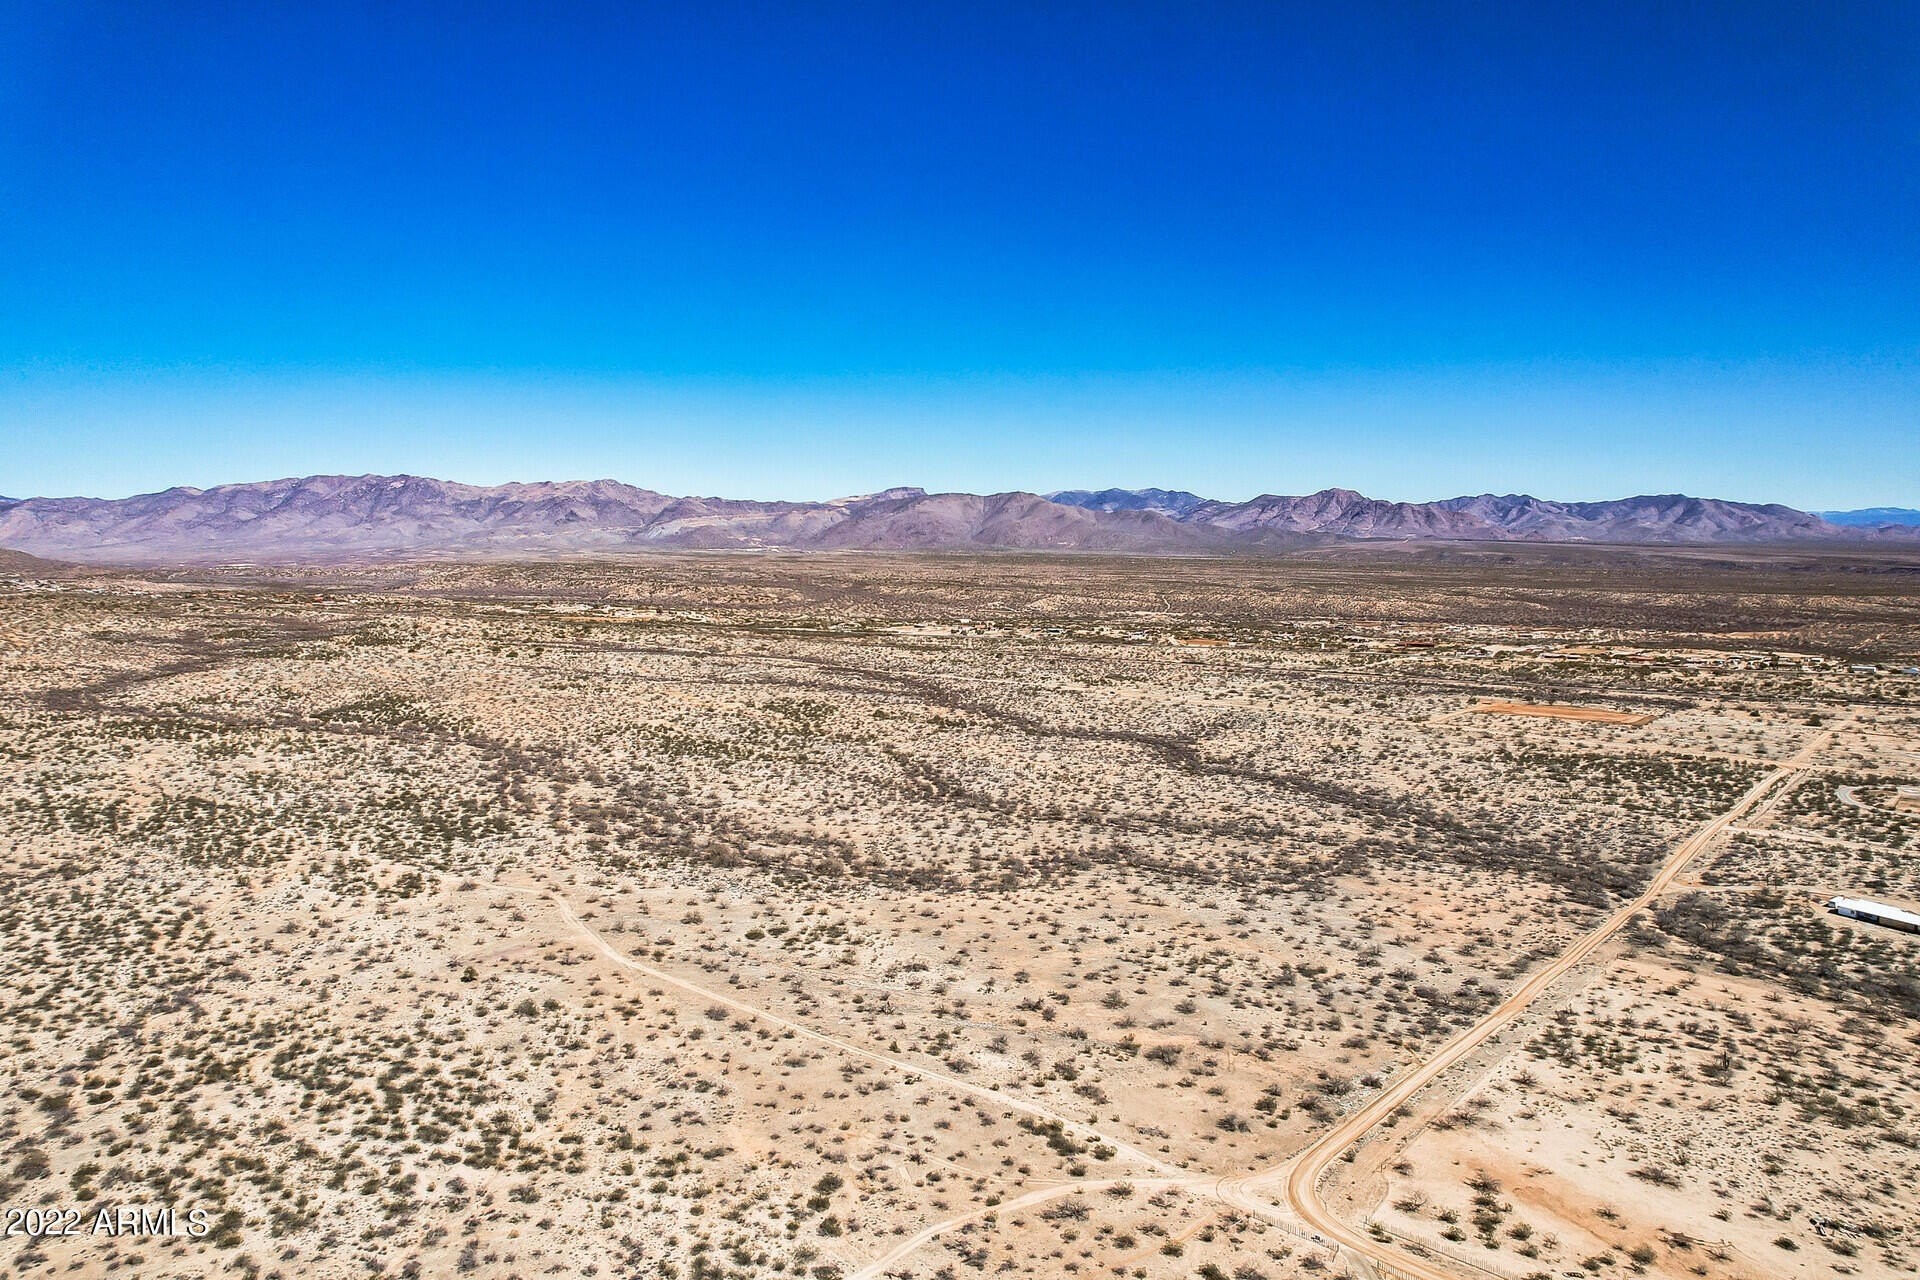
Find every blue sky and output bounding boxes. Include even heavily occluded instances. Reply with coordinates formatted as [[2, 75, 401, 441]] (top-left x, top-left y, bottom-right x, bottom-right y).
[[3, 2, 1916, 505]]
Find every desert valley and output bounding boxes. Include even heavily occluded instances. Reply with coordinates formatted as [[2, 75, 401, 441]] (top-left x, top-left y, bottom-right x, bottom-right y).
[[2, 545, 1916, 1280]]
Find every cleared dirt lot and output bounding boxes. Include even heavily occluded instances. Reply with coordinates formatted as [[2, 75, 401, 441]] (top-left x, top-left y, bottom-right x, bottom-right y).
[[1, 550, 1916, 1280]]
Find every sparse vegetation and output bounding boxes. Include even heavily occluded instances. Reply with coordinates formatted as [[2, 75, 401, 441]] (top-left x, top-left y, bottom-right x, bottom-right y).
[[2, 551, 1916, 1279]]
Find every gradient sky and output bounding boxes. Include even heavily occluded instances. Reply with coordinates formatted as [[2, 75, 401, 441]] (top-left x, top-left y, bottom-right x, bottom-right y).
[[3, 2, 1916, 506]]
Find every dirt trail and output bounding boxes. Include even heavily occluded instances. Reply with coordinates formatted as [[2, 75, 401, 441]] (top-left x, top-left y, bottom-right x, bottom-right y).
[[490, 885, 1181, 1175], [1261, 724, 1834, 1280], [854, 1177, 1190, 1280], [494, 724, 1831, 1280], [842, 724, 1834, 1280]]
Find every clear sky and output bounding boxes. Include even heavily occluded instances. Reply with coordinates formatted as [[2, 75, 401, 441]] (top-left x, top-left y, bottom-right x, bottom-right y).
[[3, 2, 1916, 506]]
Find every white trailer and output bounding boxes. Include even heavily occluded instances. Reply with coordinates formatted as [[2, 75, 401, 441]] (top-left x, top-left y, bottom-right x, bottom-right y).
[[1828, 896, 1920, 934]]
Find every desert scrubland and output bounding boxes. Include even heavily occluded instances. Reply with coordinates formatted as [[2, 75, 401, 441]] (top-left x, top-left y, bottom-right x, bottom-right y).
[[1, 549, 1917, 1280]]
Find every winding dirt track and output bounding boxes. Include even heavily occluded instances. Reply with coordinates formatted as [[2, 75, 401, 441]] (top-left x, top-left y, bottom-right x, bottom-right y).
[[494, 887, 1180, 1177], [505, 725, 1830, 1280]]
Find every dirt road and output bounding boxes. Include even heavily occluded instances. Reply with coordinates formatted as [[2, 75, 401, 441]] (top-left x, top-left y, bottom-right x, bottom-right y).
[[496, 725, 1830, 1280], [1261, 726, 1832, 1280], [492, 885, 1182, 1174], [846, 727, 1832, 1279]]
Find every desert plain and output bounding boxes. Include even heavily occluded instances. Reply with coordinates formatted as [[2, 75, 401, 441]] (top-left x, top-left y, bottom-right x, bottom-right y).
[[1, 547, 1917, 1280]]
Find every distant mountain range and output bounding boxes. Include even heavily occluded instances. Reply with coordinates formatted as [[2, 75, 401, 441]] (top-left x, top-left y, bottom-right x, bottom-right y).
[[0, 475, 1914, 564], [1816, 507, 1920, 529]]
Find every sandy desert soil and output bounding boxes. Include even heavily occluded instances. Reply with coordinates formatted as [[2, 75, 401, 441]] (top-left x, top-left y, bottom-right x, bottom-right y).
[[1465, 703, 1658, 726], [1, 550, 1916, 1280]]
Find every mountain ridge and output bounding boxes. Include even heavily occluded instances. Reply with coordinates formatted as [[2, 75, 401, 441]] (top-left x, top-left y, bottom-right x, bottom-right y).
[[1, 476, 1914, 564], [1819, 507, 1920, 529]]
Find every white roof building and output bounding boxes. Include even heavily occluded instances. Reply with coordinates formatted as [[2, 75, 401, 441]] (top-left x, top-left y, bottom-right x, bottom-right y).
[[1829, 897, 1920, 933]]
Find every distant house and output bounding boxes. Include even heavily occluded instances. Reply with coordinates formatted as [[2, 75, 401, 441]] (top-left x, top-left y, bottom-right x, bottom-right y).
[[1829, 896, 1920, 934]]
